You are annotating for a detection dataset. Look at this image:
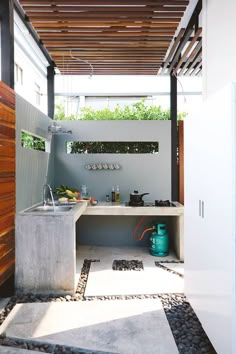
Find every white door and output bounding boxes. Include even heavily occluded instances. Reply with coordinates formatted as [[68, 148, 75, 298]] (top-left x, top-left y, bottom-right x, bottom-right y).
[[185, 83, 236, 354]]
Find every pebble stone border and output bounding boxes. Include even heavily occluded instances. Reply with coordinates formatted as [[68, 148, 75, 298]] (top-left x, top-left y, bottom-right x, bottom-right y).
[[155, 261, 184, 278], [0, 259, 216, 354], [112, 260, 144, 271], [159, 294, 217, 354], [0, 336, 114, 354]]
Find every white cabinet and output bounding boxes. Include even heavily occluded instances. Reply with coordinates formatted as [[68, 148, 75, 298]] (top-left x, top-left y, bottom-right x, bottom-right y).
[[185, 83, 236, 354]]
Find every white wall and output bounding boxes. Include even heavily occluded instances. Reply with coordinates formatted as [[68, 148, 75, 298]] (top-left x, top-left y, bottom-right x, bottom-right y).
[[185, 1, 236, 353], [14, 12, 48, 114], [202, 0, 236, 98], [185, 84, 236, 354]]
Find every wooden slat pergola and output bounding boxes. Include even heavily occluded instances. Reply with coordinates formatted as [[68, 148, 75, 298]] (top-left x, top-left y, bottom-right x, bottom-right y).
[[16, 0, 200, 76]]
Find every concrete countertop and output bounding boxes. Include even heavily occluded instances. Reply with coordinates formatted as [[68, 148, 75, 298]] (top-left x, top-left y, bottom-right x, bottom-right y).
[[84, 201, 184, 216], [19, 201, 89, 221], [19, 201, 184, 219]]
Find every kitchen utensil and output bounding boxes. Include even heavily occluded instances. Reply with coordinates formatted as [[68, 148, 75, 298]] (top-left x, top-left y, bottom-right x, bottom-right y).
[[129, 190, 149, 205]]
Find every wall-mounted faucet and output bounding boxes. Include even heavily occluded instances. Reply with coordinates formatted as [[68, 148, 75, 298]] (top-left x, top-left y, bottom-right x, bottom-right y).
[[43, 184, 55, 207]]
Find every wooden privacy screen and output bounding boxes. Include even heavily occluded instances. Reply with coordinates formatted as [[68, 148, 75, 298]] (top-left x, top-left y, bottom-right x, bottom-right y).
[[0, 81, 15, 286], [179, 120, 184, 205]]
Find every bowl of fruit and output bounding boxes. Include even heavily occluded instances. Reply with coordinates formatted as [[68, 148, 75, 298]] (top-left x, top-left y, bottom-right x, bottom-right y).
[[55, 184, 81, 204], [90, 197, 98, 206]]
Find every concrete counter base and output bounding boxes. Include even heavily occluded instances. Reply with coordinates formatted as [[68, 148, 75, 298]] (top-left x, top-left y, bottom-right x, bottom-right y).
[[15, 201, 183, 295], [15, 202, 87, 295]]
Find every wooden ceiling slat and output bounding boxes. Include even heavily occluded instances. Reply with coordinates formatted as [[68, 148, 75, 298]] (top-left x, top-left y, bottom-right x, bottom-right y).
[[59, 67, 160, 69], [190, 60, 202, 76], [39, 32, 175, 38], [54, 57, 165, 60], [57, 60, 163, 63], [46, 45, 170, 49], [60, 65, 161, 68], [18, 0, 190, 75], [38, 27, 175, 38], [59, 70, 159, 73], [51, 53, 167, 56], [184, 52, 202, 75], [160, 0, 202, 76], [29, 16, 182, 23], [160, 28, 185, 73], [41, 37, 172, 42], [20, 0, 189, 5], [178, 40, 202, 75], [51, 48, 167, 52], [166, 27, 194, 74], [23, 6, 187, 12], [173, 28, 202, 73], [32, 21, 179, 28]]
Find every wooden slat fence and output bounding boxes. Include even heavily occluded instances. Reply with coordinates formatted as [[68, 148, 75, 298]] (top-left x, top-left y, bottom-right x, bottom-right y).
[[0, 81, 15, 286]]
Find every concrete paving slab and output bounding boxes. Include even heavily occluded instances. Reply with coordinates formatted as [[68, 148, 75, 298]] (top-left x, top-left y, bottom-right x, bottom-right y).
[[0, 347, 41, 354], [85, 258, 184, 296], [0, 300, 178, 354]]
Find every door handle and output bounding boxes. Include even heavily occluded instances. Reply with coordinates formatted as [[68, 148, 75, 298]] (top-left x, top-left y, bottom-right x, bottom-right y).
[[202, 201, 204, 218], [199, 200, 201, 217]]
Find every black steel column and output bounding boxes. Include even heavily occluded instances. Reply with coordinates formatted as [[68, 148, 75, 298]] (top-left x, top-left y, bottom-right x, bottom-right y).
[[0, 0, 14, 88], [47, 65, 55, 119], [170, 74, 178, 201]]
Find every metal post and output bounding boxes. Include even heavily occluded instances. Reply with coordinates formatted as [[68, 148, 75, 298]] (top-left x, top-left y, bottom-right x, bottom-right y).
[[170, 74, 178, 201], [47, 65, 55, 119], [0, 0, 14, 88]]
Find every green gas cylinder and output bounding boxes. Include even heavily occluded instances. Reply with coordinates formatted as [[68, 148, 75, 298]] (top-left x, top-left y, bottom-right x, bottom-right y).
[[150, 223, 169, 257]]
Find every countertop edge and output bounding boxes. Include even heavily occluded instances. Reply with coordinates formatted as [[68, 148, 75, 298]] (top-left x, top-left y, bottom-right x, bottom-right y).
[[17, 201, 184, 218]]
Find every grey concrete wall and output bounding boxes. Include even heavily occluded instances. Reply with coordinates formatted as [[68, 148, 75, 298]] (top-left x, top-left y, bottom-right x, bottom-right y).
[[77, 215, 174, 249], [53, 120, 171, 202], [16, 95, 54, 211]]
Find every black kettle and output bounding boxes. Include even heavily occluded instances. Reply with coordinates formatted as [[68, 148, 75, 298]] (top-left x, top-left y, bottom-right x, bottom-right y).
[[130, 190, 149, 204]]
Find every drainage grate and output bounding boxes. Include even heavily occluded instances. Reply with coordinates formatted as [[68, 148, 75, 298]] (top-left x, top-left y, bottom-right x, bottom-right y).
[[112, 260, 144, 271]]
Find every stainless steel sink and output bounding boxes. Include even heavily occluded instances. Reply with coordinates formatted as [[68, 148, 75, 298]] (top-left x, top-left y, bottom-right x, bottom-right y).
[[26, 205, 73, 213]]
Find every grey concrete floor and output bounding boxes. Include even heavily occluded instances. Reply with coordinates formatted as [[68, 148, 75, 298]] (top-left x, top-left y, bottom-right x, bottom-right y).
[[0, 246, 183, 354], [0, 300, 178, 354]]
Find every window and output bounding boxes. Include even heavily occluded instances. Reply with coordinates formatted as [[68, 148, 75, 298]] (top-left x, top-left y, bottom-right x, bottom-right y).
[[66, 141, 159, 154], [21, 131, 46, 152], [14, 63, 23, 85], [35, 83, 41, 105]]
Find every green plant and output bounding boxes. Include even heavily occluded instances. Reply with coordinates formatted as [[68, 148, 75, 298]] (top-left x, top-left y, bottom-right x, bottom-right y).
[[54, 103, 78, 121], [21, 131, 45, 151], [54, 99, 187, 121], [67, 141, 159, 154]]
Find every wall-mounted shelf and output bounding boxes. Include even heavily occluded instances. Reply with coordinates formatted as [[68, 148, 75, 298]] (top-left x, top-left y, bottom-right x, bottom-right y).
[[85, 163, 120, 170]]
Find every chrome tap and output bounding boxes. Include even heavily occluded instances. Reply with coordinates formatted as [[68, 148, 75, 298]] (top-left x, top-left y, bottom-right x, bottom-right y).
[[43, 184, 55, 207]]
